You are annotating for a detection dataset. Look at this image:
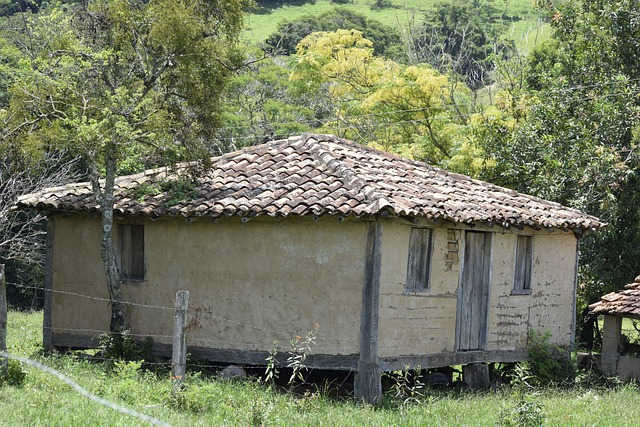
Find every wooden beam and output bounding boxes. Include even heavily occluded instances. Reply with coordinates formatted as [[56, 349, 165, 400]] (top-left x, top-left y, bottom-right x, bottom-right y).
[[43, 219, 55, 352], [380, 349, 529, 371], [50, 332, 359, 369], [50, 333, 533, 373], [354, 221, 382, 404]]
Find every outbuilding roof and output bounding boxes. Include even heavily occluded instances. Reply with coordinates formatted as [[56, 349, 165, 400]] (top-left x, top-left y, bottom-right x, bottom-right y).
[[16, 133, 604, 231], [589, 277, 640, 319]]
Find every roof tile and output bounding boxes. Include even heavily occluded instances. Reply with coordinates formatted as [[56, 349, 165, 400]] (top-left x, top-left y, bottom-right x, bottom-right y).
[[16, 134, 605, 230]]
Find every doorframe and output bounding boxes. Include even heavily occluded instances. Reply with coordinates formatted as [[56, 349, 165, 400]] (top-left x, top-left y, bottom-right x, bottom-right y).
[[455, 230, 493, 351]]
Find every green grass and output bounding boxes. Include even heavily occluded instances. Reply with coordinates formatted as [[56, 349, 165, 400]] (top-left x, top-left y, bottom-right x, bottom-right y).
[[3, 310, 640, 426], [243, 0, 549, 51]]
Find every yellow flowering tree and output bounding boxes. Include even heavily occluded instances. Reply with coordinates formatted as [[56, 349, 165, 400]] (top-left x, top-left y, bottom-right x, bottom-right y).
[[291, 29, 471, 164]]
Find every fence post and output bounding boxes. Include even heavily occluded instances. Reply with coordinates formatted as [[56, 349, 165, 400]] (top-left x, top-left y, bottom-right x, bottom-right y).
[[0, 264, 7, 378], [171, 290, 189, 392]]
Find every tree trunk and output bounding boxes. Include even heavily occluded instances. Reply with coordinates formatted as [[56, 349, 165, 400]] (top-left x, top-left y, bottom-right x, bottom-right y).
[[96, 144, 126, 334]]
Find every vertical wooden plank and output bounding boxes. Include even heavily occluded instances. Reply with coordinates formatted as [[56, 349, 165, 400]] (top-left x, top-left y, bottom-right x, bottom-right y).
[[43, 219, 54, 351], [514, 236, 532, 290], [570, 239, 580, 349], [0, 264, 6, 377], [406, 228, 432, 291], [354, 221, 382, 405], [457, 232, 491, 351], [479, 232, 492, 348], [172, 290, 189, 392], [130, 225, 145, 280]]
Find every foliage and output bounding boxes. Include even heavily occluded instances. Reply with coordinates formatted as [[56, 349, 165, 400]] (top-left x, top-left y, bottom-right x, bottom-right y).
[[263, 7, 401, 57], [291, 29, 470, 163], [384, 365, 425, 405], [408, 0, 517, 90], [216, 53, 322, 150], [97, 331, 153, 363], [476, 0, 640, 323], [263, 340, 280, 387], [527, 331, 575, 386], [498, 364, 545, 427], [2, 0, 249, 333], [0, 359, 26, 387], [286, 323, 318, 385]]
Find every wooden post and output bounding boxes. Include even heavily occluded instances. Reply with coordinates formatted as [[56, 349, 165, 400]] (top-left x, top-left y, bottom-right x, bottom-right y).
[[43, 220, 54, 351], [462, 363, 490, 389], [354, 222, 382, 404], [0, 264, 7, 378], [172, 290, 189, 392]]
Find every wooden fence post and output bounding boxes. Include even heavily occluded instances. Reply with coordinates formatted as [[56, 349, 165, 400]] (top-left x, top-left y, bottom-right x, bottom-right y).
[[0, 264, 7, 378], [171, 290, 189, 392]]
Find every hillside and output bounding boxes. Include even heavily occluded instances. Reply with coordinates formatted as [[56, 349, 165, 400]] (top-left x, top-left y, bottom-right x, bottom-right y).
[[243, 0, 549, 50]]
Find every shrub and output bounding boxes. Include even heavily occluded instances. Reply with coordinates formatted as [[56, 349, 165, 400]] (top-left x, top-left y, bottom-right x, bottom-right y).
[[527, 330, 575, 386], [98, 331, 154, 363]]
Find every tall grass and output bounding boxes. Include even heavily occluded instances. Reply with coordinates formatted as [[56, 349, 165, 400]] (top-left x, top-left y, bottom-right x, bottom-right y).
[[2, 311, 640, 426]]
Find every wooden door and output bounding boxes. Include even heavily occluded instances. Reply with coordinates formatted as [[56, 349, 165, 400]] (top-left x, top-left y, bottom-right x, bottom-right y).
[[457, 231, 492, 351]]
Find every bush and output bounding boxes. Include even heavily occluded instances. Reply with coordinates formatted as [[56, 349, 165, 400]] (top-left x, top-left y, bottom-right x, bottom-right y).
[[98, 331, 154, 363], [527, 330, 575, 386]]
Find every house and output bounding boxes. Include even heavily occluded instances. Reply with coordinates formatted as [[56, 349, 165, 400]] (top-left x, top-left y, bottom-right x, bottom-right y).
[[17, 133, 604, 402], [589, 276, 640, 381]]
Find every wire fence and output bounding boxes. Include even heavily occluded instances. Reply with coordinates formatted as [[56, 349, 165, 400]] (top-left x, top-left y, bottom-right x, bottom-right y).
[[0, 350, 174, 427]]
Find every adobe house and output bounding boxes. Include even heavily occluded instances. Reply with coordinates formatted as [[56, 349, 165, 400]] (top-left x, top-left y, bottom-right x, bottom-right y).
[[17, 134, 604, 402], [589, 276, 640, 381]]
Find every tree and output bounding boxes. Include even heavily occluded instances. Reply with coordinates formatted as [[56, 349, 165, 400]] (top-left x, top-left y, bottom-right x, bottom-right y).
[[291, 29, 470, 164], [475, 0, 640, 346], [263, 7, 402, 58], [3, 0, 249, 335], [408, 0, 515, 91], [214, 53, 323, 151]]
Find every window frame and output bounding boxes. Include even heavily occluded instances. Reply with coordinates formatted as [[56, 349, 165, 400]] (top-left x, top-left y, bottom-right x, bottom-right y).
[[117, 223, 146, 283], [405, 227, 433, 293], [512, 235, 533, 294]]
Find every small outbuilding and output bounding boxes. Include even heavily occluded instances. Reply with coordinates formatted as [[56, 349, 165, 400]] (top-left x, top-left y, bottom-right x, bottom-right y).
[[589, 276, 640, 381], [17, 134, 604, 401]]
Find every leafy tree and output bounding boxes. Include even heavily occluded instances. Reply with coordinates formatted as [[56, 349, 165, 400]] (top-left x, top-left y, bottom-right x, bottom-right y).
[[408, 0, 516, 91], [475, 0, 640, 344], [214, 53, 325, 151], [264, 7, 401, 57], [291, 29, 470, 163], [3, 0, 249, 334]]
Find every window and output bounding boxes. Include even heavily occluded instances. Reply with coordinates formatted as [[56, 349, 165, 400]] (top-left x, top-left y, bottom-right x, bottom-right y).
[[405, 228, 432, 292], [513, 235, 533, 293], [118, 224, 145, 281]]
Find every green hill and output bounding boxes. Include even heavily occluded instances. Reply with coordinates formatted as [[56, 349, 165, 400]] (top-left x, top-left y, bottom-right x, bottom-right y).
[[243, 0, 550, 51]]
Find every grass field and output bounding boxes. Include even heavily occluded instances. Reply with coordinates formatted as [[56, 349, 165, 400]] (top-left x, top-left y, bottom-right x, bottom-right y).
[[243, 0, 550, 51], [3, 310, 640, 426]]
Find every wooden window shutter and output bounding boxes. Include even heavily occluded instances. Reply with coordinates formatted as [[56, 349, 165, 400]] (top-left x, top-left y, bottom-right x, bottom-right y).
[[119, 224, 145, 281], [405, 228, 432, 291], [514, 235, 532, 292]]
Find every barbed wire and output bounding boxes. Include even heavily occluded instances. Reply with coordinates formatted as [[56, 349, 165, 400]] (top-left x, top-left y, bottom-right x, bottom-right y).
[[14, 284, 359, 344]]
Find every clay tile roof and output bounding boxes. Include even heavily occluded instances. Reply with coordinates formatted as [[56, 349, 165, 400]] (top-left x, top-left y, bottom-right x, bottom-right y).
[[589, 276, 640, 318], [15, 133, 605, 230]]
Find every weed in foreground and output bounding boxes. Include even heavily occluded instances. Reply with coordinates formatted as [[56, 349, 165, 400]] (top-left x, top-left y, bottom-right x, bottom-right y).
[[498, 365, 545, 427]]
